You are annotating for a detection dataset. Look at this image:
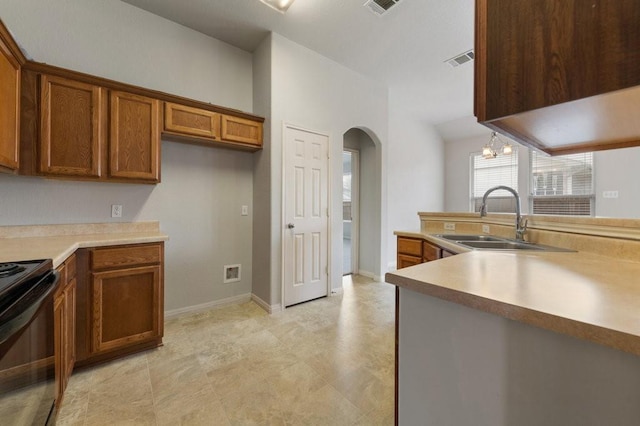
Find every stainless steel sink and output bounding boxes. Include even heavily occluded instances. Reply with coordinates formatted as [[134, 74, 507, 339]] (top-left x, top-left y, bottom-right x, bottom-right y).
[[433, 234, 574, 252], [459, 240, 545, 250], [435, 234, 503, 242]]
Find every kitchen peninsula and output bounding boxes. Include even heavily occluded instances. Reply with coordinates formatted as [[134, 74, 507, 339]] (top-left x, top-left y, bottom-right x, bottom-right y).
[[387, 213, 640, 425]]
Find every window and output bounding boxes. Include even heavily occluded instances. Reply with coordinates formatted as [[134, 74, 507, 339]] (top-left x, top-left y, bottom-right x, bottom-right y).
[[470, 149, 518, 213], [530, 151, 594, 216]]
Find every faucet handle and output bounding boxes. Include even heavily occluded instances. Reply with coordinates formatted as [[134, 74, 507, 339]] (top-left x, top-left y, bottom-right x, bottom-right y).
[[516, 218, 528, 241]]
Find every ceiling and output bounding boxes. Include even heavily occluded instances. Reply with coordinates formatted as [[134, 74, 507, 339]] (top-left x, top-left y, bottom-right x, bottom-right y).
[[120, 0, 476, 126]]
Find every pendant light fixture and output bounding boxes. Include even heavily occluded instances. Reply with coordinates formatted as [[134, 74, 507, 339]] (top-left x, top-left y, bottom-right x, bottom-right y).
[[259, 0, 295, 13], [482, 131, 513, 159]]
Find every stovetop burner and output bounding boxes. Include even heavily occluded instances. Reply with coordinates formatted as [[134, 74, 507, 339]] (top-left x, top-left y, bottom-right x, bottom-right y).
[[0, 259, 53, 314], [0, 263, 25, 278]]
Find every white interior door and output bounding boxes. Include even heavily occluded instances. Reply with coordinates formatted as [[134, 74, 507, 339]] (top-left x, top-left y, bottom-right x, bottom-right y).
[[284, 126, 329, 307]]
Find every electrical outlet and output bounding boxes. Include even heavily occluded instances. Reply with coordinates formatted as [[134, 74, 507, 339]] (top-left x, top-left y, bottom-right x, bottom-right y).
[[241, 205, 249, 216], [444, 223, 456, 231], [111, 204, 122, 218], [602, 190, 619, 199], [482, 224, 491, 234]]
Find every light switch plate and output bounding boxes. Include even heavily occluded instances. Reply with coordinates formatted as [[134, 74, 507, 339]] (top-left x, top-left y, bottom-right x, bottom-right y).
[[603, 190, 619, 199], [241, 205, 249, 216], [444, 223, 456, 231], [482, 224, 491, 234]]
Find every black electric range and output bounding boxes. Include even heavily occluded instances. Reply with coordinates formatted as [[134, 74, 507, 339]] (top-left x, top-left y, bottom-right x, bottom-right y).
[[0, 258, 59, 425]]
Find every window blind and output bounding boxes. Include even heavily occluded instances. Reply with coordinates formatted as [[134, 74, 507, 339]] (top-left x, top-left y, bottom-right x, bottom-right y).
[[470, 149, 518, 212], [530, 151, 594, 216]]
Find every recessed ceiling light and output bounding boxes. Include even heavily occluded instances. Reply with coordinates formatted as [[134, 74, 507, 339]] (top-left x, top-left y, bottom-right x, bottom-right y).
[[259, 0, 295, 13]]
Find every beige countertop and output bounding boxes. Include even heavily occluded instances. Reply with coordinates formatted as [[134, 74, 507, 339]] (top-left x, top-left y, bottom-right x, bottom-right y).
[[0, 222, 168, 268], [387, 237, 640, 357]]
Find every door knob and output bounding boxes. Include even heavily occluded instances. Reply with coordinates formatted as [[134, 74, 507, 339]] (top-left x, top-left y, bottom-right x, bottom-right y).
[[287, 223, 295, 229]]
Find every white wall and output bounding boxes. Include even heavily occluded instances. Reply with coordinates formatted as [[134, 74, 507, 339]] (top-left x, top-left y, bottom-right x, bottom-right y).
[[444, 132, 640, 218], [387, 96, 445, 270], [0, 0, 256, 312], [594, 147, 640, 218], [251, 35, 273, 307], [262, 33, 389, 304]]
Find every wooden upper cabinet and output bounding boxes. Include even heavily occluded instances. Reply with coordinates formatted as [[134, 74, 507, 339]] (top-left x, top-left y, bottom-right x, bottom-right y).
[[475, 0, 640, 155], [164, 102, 220, 139], [0, 20, 24, 173], [109, 91, 160, 182], [221, 114, 263, 147], [162, 102, 263, 151], [40, 75, 105, 177]]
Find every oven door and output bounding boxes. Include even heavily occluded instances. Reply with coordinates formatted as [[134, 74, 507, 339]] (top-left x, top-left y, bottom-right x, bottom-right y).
[[0, 271, 58, 425]]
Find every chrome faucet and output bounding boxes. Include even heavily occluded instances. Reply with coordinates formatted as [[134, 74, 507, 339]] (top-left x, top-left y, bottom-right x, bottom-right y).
[[480, 185, 528, 241]]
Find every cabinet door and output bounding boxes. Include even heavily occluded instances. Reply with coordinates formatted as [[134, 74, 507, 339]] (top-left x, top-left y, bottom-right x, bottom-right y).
[[64, 278, 76, 384], [476, 0, 640, 121], [220, 114, 263, 147], [53, 293, 64, 401], [0, 28, 20, 172], [91, 265, 161, 354], [109, 91, 160, 182], [40, 75, 105, 177], [423, 241, 442, 262], [164, 102, 220, 139], [397, 254, 423, 269]]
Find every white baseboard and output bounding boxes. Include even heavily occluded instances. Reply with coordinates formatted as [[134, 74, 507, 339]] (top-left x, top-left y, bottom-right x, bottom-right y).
[[164, 293, 251, 319], [359, 270, 383, 282], [251, 293, 283, 314]]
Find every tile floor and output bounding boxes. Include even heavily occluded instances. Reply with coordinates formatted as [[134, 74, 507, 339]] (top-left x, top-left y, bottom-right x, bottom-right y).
[[56, 275, 395, 425]]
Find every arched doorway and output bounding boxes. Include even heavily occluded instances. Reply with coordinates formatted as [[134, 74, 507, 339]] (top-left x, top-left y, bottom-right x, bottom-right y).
[[342, 127, 381, 280]]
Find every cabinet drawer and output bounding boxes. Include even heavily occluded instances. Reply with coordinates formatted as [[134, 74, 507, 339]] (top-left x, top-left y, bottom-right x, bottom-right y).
[[398, 237, 422, 257], [423, 241, 442, 262], [91, 244, 162, 270], [164, 102, 220, 139]]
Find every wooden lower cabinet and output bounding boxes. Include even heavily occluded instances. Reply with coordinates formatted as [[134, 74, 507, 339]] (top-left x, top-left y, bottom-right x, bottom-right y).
[[76, 242, 164, 366], [397, 236, 456, 269], [397, 237, 423, 269], [54, 254, 76, 404], [91, 265, 161, 354]]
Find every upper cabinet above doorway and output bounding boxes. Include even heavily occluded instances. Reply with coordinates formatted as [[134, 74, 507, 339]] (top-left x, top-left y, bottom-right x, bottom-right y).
[[474, 0, 640, 156]]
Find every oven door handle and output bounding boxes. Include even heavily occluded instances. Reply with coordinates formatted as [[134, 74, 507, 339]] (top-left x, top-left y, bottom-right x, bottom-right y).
[[0, 270, 59, 348]]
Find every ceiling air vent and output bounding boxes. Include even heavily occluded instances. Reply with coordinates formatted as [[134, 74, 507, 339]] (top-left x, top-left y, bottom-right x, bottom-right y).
[[364, 0, 403, 16], [445, 50, 475, 68]]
